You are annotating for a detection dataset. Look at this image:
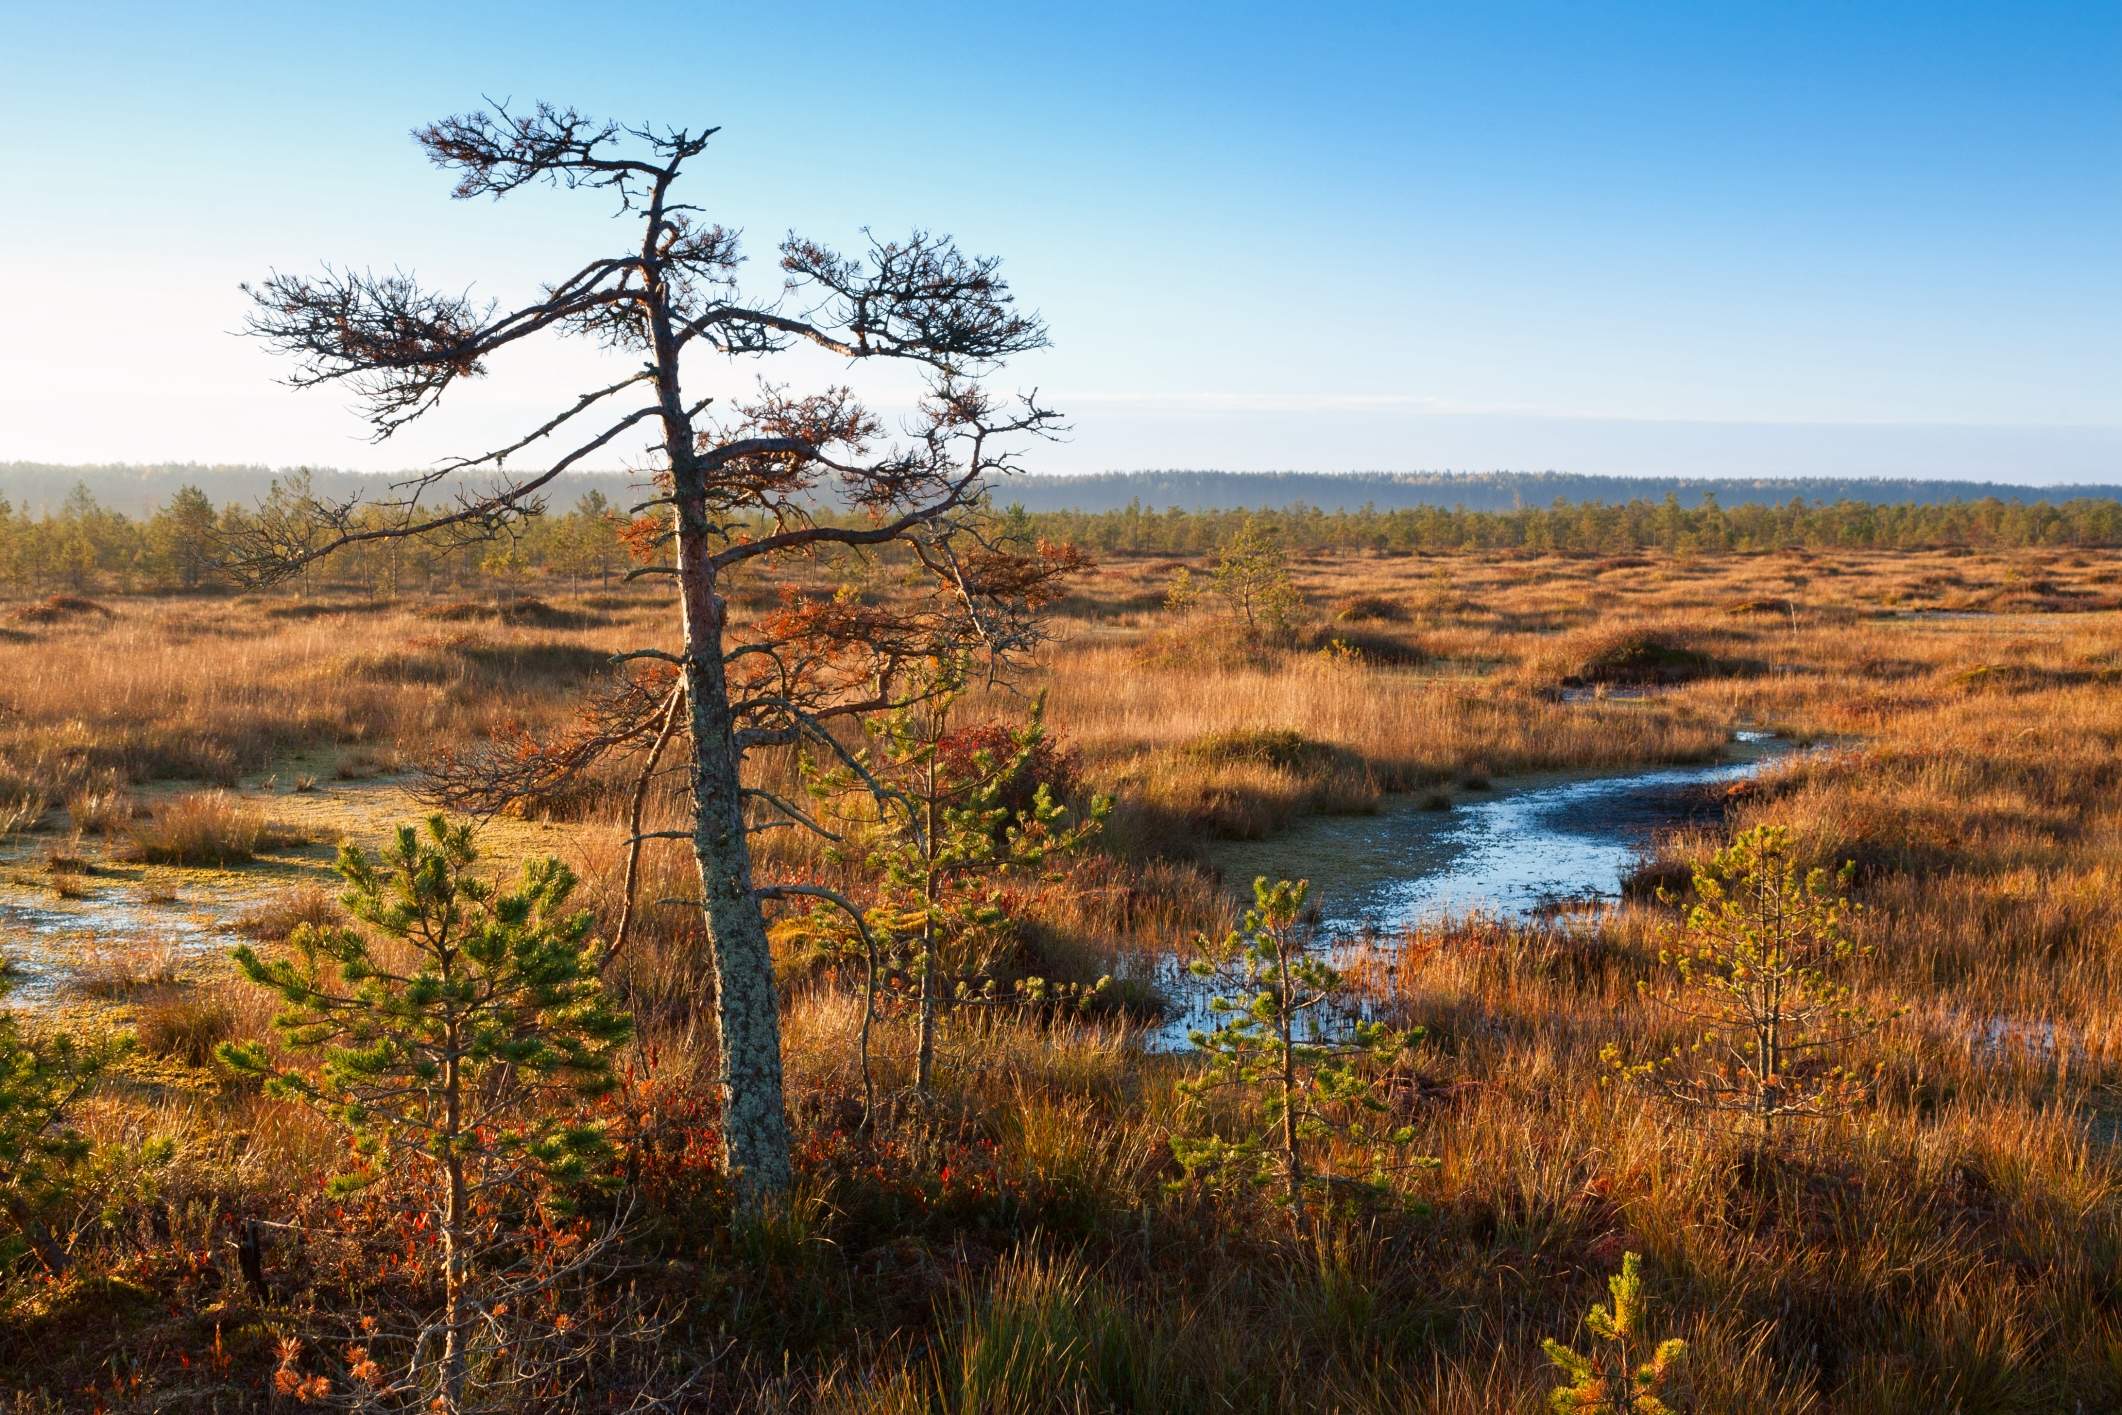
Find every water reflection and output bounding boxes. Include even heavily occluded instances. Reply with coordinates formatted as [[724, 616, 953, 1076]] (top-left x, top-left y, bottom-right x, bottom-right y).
[[1141, 733, 1805, 1050], [1205, 733, 1795, 935]]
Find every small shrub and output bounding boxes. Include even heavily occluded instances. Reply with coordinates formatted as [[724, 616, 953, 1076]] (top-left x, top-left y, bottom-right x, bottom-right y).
[[1310, 627, 1428, 668], [234, 885, 341, 940], [419, 595, 602, 629], [121, 792, 304, 867], [71, 937, 187, 997], [1184, 728, 1347, 777], [1619, 850, 1695, 905], [134, 990, 236, 1066], [1950, 662, 2044, 694], [1568, 631, 1721, 687], [1128, 623, 1261, 671], [333, 744, 395, 780], [1313, 636, 1367, 670], [262, 598, 395, 619], [936, 718, 1088, 819], [0, 793, 44, 839], [453, 639, 611, 682], [65, 783, 132, 836], [1154, 730, 1378, 838]]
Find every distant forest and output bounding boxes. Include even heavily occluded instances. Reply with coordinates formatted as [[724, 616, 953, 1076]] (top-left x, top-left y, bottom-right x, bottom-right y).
[[0, 465, 2117, 597], [3, 463, 2118, 519], [0, 463, 661, 518], [998, 469, 2122, 514]]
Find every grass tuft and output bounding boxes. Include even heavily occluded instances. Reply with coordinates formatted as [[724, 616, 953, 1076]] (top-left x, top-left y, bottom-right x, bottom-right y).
[[121, 791, 306, 866]]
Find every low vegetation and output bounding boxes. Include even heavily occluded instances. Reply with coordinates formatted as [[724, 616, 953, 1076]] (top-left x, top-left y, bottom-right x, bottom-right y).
[[0, 540, 2117, 1409], [1542, 1251, 1688, 1415], [120, 791, 304, 866]]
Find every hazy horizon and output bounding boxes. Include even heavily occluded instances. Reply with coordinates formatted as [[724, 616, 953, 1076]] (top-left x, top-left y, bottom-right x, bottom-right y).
[[7, 406, 2117, 490]]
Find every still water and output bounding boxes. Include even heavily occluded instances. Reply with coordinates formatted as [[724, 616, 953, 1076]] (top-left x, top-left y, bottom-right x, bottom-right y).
[[1204, 732, 1796, 935], [1140, 732, 1805, 1049]]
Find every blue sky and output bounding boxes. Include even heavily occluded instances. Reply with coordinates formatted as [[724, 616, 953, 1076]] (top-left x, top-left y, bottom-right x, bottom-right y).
[[2, 1, 2117, 481]]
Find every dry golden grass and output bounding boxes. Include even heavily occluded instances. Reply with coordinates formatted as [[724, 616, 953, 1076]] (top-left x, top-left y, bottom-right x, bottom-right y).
[[119, 790, 306, 866], [0, 593, 665, 794], [67, 934, 188, 996], [6, 545, 2122, 1410]]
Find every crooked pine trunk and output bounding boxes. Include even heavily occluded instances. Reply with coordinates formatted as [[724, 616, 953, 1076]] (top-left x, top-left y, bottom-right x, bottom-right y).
[[674, 470, 794, 1210]]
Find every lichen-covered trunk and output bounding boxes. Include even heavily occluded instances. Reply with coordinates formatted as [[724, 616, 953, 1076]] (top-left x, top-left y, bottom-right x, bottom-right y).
[[673, 467, 793, 1210], [644, 238, 792, 1211]]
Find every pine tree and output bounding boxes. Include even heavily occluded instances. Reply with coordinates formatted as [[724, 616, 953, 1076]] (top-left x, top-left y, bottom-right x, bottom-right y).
[[1542, 1251, 1688, 1414], [1210, 516, 1302, 640], [144, 484, 222, 590], [786, 656, 1107, 1113], [1606, 824, 1893, 1143], [220, 816, 631, 1412], [0, 981, 122, 1273], [1172, 877, 1426, 1250]]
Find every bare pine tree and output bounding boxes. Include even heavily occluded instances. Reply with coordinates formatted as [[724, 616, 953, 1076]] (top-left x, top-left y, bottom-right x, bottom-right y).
[[236, 101, 1069, 1209]]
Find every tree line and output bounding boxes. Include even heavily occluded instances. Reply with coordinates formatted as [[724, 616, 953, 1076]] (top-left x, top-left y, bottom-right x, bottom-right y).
[[0, 479, 631, 594], [5, 481, 2116, 597], [995, 467, 2122, 515], [1012, 492, 2122, 555]]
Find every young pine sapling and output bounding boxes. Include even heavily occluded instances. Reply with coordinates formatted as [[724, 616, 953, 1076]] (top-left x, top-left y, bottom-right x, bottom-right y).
[[1606, 824, 1893, 1144], [1542, 1250, 1688, 1415], [781, 659, 1107, 1116], [1172, 877, 1427, 1251], [220, 816, 631, 1413], [0, 979, 123, 1273]]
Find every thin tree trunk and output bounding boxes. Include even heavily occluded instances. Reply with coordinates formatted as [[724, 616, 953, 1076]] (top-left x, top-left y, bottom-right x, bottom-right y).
[[440, 1050, 468, 1412], [1277, 939, 1310, 1252], [604, 684, 685, 970], [916, 920, 938, 1093], [915, 754, 940, 1093], [6, 1201, 67, 1276], [858, 922, 880, 1129]]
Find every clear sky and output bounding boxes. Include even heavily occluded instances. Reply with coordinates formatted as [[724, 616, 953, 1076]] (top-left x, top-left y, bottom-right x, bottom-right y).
[[2, 1, 2117, 482]]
